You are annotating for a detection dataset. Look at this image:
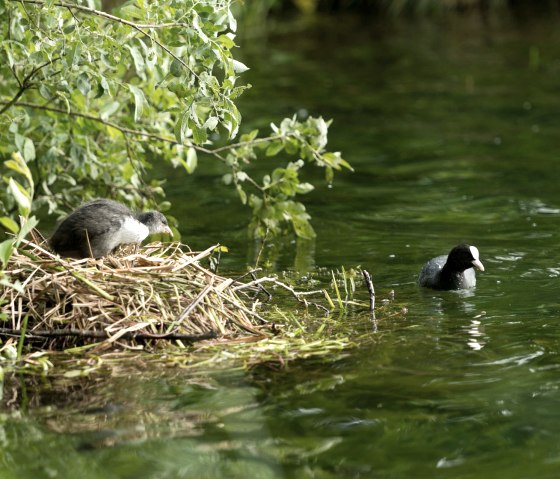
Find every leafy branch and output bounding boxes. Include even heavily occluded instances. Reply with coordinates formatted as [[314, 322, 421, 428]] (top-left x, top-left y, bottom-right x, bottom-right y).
[[0, 0, 351, 244], [11, 0, 195, 29], [0, 57, 60, 115]]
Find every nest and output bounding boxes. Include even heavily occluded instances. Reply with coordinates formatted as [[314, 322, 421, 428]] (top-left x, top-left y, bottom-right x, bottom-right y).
[[0, 239, 269, 351]]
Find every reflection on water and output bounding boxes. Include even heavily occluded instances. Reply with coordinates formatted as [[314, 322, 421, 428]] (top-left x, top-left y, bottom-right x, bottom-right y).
[[5, 10, 560, 479]]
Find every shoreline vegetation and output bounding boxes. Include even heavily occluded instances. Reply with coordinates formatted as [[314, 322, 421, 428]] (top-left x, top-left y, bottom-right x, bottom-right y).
[[0, 0, 405, 379], [0, 237, 406, 375]]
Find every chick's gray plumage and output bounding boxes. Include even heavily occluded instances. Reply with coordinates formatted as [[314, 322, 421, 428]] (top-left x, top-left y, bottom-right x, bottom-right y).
[[50, 199, 172, 259], [418, 244, 484, 290]]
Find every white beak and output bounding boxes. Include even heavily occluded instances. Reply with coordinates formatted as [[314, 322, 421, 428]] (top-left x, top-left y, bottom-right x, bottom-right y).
[[472, 258, 484, 272]]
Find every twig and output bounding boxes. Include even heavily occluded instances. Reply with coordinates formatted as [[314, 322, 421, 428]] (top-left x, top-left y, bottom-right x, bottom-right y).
[[175, 283, 213, 324], [0, 57, 60, 115], [250, 270, 272, 302], [361, 269, 376, 319], [233, 276, 330, 314], [253, 228, 269, 270]]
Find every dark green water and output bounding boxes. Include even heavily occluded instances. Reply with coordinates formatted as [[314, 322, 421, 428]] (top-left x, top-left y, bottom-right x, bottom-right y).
[[5, 11, 560, 479]]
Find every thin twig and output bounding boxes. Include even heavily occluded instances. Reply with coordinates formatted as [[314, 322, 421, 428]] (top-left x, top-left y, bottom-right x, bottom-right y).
[[361, 269, 376, 320], [233, 276, 330, 314]]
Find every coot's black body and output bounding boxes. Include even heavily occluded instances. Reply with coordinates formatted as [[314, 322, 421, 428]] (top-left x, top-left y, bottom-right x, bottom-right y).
[[418, 244, 484, 290], [50, 199, 172, 259]]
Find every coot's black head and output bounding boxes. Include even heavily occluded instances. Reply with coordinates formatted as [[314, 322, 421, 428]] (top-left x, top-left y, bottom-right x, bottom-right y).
[[135, 211, 173, 236], [446, 244, 484, 272]]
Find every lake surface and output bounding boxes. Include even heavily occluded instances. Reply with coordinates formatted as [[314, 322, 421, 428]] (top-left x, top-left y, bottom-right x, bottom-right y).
[[5, 10, 560, 479]]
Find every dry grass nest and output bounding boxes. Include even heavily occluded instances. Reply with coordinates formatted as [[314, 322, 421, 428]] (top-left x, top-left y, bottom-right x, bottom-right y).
[[0, 239, 271, 351]]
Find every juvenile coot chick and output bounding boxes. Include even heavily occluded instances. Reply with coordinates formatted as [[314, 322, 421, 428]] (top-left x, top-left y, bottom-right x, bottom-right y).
[[418, 244, 484, 290], [50, 199, 173, 259]]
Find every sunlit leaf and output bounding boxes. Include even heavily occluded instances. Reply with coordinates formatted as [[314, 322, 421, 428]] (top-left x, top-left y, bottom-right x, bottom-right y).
[[0, 216, 19, 234], [296, 183, 315, 194], [232, 59, 249, 74], [217, 34, 235, 50], [99, 101, 120, 120], [68, 42, 81, 67], [8, 178, 31, 215], [185, 148, 197, 174], [203, 116, 219, 131], [126, 44, 146, 80], [236, 184, 247, 204], [22, 138, 35, 162], [228, 9, 237, 32], [128, 85, 146, 121], [0, 239, 14, 267]]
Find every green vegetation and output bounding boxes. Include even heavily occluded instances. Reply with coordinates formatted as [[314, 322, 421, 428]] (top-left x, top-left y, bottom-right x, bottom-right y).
[[0, 0, 351, 265], [0, 232, 405, 373]]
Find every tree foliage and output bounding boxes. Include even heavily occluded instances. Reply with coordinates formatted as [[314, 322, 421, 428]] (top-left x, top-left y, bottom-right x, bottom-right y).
[[0, 0, 351, 253]]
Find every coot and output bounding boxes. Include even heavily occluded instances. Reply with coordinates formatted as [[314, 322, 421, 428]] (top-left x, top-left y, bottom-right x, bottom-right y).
[[418, 244, 484, 290], [50, 199, 173, 258]]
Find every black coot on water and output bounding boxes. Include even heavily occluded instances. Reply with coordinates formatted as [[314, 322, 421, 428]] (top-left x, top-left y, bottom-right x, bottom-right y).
[[50, 199, 173, 259], [418, 244, 484, 290]]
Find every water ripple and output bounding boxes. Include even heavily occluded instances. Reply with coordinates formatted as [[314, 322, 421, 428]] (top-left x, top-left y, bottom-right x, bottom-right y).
[[476, 350, 545, 368]]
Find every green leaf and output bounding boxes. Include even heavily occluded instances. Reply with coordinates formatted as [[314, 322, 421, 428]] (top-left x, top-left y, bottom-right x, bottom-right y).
[[241, 129, 259, 142], [296, 182, 315, 194], [192, 14, 209, 43], [236, 184, 247, 204], [8, 178, 31, 215], [185, 148, 197, 174], [63, 23, 76, 34], [99, 101, 120, 120], [3, 44, 15, 68], [232, 59, 249, 74], [126, 45, 146, 80], [236, 171, 248, 182], [128, 85, 146, 121], [0, 217, 19, 234], [39, 84, 53, 100], [174, 111, 188, 143], [285, 138, 299, 155], [265, 140, 284, 157], [203, 117, 219, 131], [192, 125, 208, 145], [69, 42, 81, 67], [5, 152, 32, 184], [291, 211, 316, 239], [0, 239, 14, 267], [325, 166, 334, 184], [77, 72, 91, 96], [170, 58, 183, 77], [23, 138, 35, 162], [217, 34, 235, 49], [16, 216, 38, 243]]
